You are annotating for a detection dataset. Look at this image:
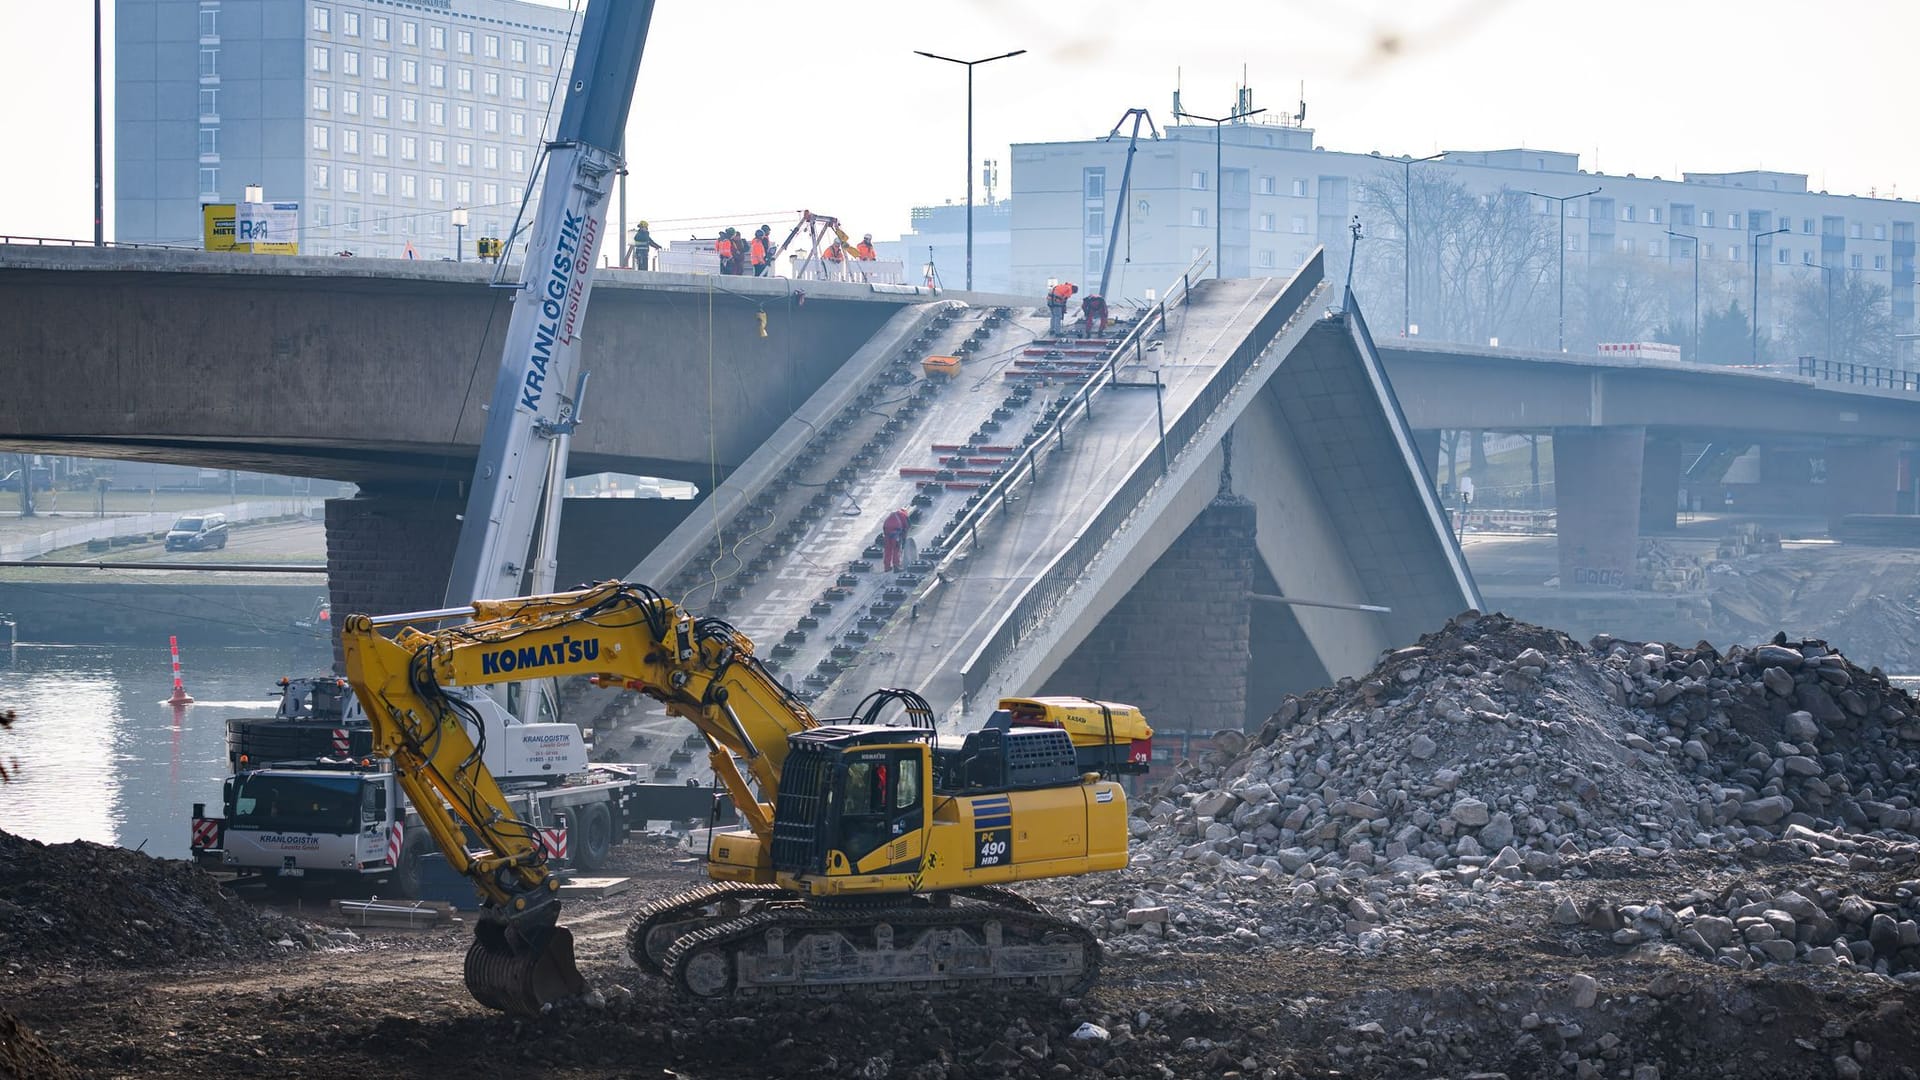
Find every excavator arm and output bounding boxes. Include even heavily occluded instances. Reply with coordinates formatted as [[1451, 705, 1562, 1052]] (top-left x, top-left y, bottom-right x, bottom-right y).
[[341, 582, 821, 1011], [347, 582, 818, 838]]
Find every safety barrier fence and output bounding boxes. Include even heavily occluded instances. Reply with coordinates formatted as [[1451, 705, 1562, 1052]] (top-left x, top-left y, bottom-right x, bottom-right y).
[[0, 235, 200, 251]]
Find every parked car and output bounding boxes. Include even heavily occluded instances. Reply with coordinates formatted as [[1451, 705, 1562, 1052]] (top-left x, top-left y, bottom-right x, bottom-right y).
[[165, 513, 229, 551]]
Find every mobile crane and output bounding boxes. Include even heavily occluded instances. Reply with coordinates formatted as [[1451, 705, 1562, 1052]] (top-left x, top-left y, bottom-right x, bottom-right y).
[[341, 580, 1149, 1014]]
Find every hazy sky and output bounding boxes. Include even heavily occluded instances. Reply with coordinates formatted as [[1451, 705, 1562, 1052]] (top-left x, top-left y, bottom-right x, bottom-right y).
[[4, 0, 1917, 251]]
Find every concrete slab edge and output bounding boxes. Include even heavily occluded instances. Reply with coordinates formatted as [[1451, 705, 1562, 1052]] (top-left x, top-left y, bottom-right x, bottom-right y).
[[1343, 302, 1484, 612], [624, 299, 966, 590]]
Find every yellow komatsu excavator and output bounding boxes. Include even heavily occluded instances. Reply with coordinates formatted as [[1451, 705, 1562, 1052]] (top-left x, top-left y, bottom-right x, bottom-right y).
[[339, 580, 1151, 1015]]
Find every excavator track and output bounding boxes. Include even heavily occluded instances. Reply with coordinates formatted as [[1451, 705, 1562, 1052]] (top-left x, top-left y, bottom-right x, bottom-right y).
[[952, 885, 1044, 914], [625, 882, 798, 974], [660, 898, 1101, 999]]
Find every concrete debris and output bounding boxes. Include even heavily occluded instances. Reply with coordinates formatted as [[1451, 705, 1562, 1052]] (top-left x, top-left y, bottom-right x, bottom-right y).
[[1023, 613, 1920, 987]]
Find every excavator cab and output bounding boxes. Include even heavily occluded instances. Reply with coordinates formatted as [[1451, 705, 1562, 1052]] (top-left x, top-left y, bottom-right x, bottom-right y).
[[769, 727, 935, 878]]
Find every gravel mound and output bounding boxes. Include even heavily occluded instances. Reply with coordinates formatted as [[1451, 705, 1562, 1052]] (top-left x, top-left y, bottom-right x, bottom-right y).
[[1031, 612, 1920, 980], [0, 831, 307, 973]]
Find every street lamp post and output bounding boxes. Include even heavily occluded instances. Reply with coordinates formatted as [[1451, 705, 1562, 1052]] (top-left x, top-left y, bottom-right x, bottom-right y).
[[1751, 225, 1789, 362], [1175, 105, 1265, 278], [1398, 152, 1445, 337], [1818, 261, 1837, 363], [1665, 229, 1699, 362], [914, 48, 1027, 292], [1526, 186, 1601, 353], [452, 205, 470, 262]]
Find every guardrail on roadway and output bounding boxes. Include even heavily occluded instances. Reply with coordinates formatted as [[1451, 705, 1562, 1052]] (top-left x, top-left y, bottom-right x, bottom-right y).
[[951, 250, 1328, 704], [1797, 356, 1920, 393], [0, 499, 322, 561]]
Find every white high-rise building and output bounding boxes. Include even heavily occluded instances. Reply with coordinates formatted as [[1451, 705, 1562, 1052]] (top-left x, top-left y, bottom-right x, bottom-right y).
[[117, 0, 576, 259]]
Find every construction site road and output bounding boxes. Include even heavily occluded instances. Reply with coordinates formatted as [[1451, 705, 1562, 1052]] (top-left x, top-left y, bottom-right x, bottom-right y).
[[6, 835, 1920, 1080]]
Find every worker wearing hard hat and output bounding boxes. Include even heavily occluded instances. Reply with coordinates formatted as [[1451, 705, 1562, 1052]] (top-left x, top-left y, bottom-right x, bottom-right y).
[[750, 226, 772, 277], [631, 221, 661, 270], [1047, 281, 1078, 336], [1081, 292, 1109, 336], [855, 234, 876, 261]]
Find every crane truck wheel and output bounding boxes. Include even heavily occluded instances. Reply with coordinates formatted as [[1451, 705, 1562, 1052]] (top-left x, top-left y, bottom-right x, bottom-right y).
[[391, 829, 431, 899], [573, 804, 614, 872]]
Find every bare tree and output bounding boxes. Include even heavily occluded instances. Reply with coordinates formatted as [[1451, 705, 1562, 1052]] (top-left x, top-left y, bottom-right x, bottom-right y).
[[1353, 167, 1558, 348], [1784, 267, 1894, 366], [1576, 252, 1683, 350]]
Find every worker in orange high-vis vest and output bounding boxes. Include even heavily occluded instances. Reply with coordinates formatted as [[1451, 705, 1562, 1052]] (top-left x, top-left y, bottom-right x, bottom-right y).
[[749, 229, 769, 276], [855, 234, 876, 260], [882, 506, 911, 571], [714, 231, 736, 275], [1047, 281, 1078, 336]]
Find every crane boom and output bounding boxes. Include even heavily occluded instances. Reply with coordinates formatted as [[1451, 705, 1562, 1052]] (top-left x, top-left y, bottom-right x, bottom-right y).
[[443, 2, 657, 607], [1096, 108, 1159, 300]]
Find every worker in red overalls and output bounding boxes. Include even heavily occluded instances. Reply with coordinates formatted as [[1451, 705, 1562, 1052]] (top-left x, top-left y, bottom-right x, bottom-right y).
[[882, 506, 911, 572], [1081, 293, 1109, 336]]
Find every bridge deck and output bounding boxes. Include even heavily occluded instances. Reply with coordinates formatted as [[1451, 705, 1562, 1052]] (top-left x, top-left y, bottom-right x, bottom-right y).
[[602, 272, 1330, 777]]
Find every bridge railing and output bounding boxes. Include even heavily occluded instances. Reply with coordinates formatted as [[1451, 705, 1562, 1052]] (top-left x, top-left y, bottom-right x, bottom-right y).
[[1797, 355, 1920, 393], [0, 235, 201, 252], [949, 249, 1328, 706], [911, 251, 1210, 592]]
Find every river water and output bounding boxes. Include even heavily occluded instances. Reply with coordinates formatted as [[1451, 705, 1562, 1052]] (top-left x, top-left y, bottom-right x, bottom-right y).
[[0, 637, 333, 858]]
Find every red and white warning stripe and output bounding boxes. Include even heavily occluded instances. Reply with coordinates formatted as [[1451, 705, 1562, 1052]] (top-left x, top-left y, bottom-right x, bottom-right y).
[[332, 728, 351, 755], [190, 818, 218, 849], [537, 827, 569, 862], [387, 821, 404, 866]]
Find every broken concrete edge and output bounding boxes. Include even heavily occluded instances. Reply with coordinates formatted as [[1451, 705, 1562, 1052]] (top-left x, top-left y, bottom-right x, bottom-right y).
[[953, 273, 1329, 722], [625, 298, 967, 590], [1341, 297, 1484, 612]]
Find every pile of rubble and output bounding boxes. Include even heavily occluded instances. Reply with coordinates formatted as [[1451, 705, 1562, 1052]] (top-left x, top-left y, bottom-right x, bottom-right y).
[[1033, 613, 1920, 980], [0, 831, 311, 973]]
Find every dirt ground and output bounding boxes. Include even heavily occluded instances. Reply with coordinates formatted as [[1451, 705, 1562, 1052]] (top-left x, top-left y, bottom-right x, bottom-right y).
[[4, 837, 1918, 1080]]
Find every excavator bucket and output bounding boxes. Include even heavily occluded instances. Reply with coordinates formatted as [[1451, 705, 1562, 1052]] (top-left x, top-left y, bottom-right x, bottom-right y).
[[463, 921, 586, 1016]]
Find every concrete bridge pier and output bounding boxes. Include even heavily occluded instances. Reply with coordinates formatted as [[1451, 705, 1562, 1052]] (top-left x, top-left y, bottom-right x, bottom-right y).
[[1824, 440, 1904, 531], [1638, 433, 1684, 534], [325, 486, 463, 667], [323, 487, 707, 666], [1552, 425, 1646, 590], [1040, 496, 1258, 747]]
